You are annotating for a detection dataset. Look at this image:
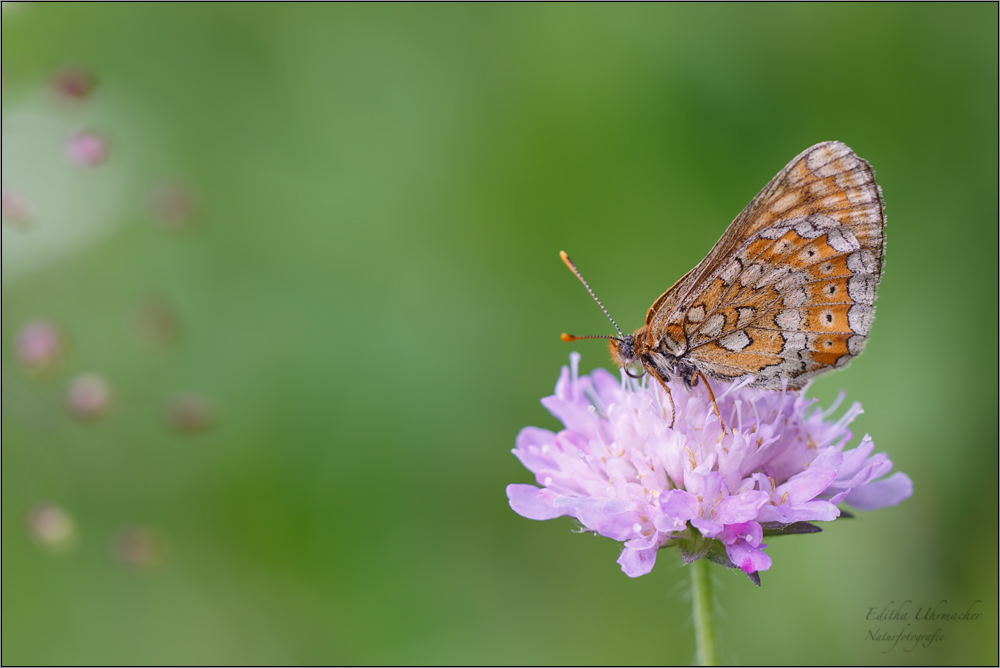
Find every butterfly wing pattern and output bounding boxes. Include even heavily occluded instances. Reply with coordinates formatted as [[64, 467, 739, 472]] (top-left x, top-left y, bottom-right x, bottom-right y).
[[646, 141, 885, 389]]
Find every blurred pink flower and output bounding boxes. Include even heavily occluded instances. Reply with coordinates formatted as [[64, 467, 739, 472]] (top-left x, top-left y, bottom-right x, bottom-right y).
[[27, 502, 77, 551], [166, 393, 214, 434], [65, 129, 109, 167], [507, 354, 912, 583], [113, 525, 167, 568], [132, 296, 181, 347], [148, 181, 197, 230], [14, 320, 63, 371], [2, 186, 34, 227], [66, 373, 112, 420], [51, 64, 96, 102]]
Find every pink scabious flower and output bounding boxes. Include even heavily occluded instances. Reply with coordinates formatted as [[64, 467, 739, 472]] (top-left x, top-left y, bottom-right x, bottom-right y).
[[65, 129, 110, 167], [507, 353, 912, 584]]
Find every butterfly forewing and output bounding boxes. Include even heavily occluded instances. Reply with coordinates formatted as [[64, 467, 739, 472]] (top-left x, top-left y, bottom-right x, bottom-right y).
[[648, 141, 885, 389]]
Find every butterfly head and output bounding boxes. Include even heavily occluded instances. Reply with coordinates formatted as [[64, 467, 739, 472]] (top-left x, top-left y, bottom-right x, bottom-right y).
[[608, 334, 636, 368], [608, 328, 652, 379]]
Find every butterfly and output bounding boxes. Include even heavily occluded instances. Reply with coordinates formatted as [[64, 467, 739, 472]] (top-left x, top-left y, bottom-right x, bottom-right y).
[[561, 141, 885, 426]]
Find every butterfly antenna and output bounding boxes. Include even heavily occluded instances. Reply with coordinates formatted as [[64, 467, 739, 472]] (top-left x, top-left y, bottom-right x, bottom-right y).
[[560, 333, 615, 342], [559, 251, 625, 338]]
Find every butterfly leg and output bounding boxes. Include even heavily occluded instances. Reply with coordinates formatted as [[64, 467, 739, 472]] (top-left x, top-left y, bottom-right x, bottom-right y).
[[641, 360, 676, 429], [657, 380, 676, 429], [695, 369, 726, 433]]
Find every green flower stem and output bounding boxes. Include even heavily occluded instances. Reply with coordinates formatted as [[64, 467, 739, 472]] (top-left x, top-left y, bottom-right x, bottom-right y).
[[690, 558, 718, 666]]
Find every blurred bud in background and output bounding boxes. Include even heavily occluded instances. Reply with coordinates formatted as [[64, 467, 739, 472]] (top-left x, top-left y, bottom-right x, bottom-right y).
[[2, 186, 35, 228], [131, 296, 181, 348], [166, 393, 214, 434], [148, 181, 197, 231], [64, 129, 109, 168], [50, 64, 96, 103], [14, 320, 64, 372], [113, 525, 167, 569], [27, 503, 77, 552], [65, 373, 112, 420]]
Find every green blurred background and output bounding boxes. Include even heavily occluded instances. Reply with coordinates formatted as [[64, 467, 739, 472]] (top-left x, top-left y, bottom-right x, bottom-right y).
[[3, 4, 997, 665]]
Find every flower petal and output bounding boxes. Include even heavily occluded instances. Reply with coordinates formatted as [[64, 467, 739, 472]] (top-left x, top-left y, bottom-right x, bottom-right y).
[[778, 467, 837, 505], [511, 427, 559, 473], [553, 363, 573, 401], [787, 500, 840, 522], [809, 446, 844, 472], [719, 521, 763, 548], [844, 472, 914, 510], [659, 489, 699, 520], [590, 367, 624, 406], [725, 540, 772, 574], [828, 453, 894, 494], [653, 513, 687, 533], [618, 543, 658, 577], [691, 519, 724, 538], [597, 511, 646, 541], [516, 426, 557, 450], [714, 490, 770, 525], [540, 396, 593, 435], [836, 434, 876, 479], [506, 484, 570, 520]]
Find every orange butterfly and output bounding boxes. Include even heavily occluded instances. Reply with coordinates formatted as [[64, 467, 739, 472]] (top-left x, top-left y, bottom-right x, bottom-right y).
[[561, 141, 885, 426]]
